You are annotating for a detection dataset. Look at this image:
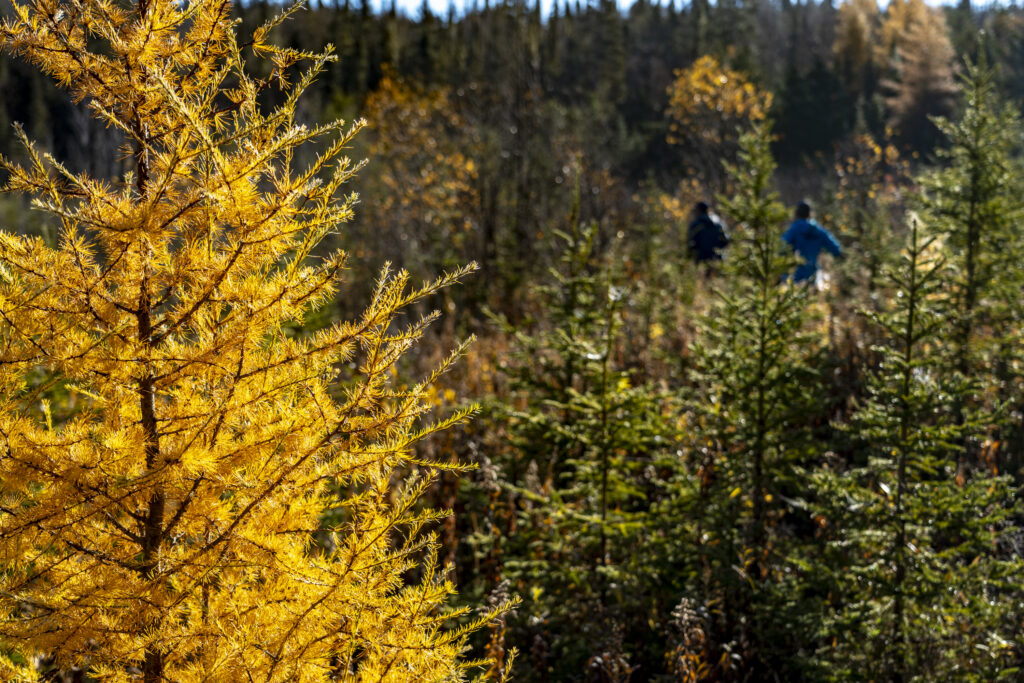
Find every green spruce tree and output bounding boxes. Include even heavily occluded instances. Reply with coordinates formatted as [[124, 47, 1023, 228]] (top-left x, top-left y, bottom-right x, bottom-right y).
[[815, 219, 1024, 680], [916, 57, 1024, 472], [686, 120, 829, 679], [476, 191, 681, 680]]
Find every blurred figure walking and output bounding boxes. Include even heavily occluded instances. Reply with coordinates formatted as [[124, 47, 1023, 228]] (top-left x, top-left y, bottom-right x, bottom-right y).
[[782, 200, 842, 285], [687, 201, 730, 272]]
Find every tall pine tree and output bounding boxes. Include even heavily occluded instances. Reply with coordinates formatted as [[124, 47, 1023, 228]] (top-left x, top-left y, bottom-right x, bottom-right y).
[[916, 58, 1024, 473], [815, 219, 1024, 680], [687, 121, 828, 680]]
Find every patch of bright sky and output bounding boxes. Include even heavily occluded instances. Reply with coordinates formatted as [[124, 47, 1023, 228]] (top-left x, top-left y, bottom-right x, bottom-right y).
[[370, 0, 957, 20], [370, 0, 647, 20]]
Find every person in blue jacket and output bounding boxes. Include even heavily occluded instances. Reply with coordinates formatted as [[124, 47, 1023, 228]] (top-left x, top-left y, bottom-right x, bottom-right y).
[[687, 201, 730, 267], [782, 200, 842, 284]]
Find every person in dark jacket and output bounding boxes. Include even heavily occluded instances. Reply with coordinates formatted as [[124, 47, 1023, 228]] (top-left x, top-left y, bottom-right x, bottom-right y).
[[687, 201, 730, 266], [782, 200, 841, 284]]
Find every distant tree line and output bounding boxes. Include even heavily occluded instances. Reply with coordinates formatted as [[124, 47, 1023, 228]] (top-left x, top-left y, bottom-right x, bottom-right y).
[[0, 0, 1016, 309], [0, 0, 1012, 170]]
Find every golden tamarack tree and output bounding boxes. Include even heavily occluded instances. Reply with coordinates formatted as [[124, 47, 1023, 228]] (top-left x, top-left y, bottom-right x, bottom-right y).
[[0, 1, 509, 680], [665, 55, 772, 193]]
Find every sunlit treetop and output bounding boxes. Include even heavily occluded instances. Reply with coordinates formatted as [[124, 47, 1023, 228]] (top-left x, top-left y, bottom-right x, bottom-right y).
[[666, 55, 772, 150]]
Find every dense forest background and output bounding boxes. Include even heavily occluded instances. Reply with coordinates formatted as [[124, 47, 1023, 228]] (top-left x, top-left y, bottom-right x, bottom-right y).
[[5, 0, 1024, 679], [2, 0, 1010, 298]]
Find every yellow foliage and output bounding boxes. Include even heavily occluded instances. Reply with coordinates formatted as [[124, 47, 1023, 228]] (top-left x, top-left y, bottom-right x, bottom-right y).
[[649, 177, 729, 244], [878, 0, 957, 133], [831, 130, 910, 245], [875, 0, 935, 66], [665, 55, 772, 150], [359, 71, 479, 265], [833, 0, 882, 92], [834, 0, 957, 125], [0, 1, 511, 680]]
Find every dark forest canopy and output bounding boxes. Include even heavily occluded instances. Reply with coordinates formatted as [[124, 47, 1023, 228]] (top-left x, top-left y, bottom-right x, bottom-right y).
[[0, 0, 1011, 175], [3, 0, 1012, 303]]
